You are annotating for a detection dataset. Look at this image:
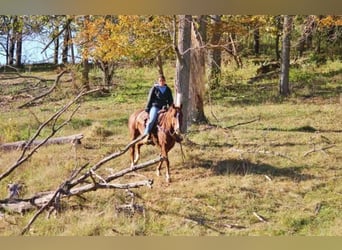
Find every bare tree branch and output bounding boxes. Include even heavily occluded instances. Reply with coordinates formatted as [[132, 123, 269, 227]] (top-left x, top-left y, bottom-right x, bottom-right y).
[[0, 88, 100, 182], [303, 144, 335, 157], [18, 70, 69, 109], [0, 133, 84, 151]]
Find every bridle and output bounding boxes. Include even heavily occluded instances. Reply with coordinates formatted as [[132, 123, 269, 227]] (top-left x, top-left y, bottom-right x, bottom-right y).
[[157, 108, 181, 138]]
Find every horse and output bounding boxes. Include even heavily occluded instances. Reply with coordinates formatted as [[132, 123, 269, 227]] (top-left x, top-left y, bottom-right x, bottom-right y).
[[128, 104, 183, 183]]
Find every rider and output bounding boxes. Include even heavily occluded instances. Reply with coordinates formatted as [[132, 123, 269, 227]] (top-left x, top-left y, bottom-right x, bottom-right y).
[[142, 74, 174, 144]]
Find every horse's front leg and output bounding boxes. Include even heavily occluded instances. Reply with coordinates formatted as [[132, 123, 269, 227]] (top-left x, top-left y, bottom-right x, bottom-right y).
[[157, 150, 170, 183], [156, 158, 170, 182], [164, 157, 170, 183]]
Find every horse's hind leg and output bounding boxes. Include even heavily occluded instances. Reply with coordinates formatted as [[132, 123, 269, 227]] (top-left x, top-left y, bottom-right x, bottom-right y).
[[130, 144, 136, 167], [133, 143, 142, 165], [156, 161, 162, 176]]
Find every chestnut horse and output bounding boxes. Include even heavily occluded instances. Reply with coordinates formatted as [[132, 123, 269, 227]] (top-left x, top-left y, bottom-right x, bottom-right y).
[[128, 104, 183, 182]]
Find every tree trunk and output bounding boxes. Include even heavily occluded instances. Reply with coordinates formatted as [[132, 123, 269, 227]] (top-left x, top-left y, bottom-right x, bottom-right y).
[[15, 29, 22, 67], [62, 20, 70, 64], [209, 15, 222, 89], [81, 15, 90, 90], [69, 28, 75, 64], [53, 25, 59, 64], [228, 33, 243, 68], [254, 27, 260, 55], [175, 15, 192, 133], [81, 58, 90, 90], [8, 16, 17, 65], [99, 61, 115, 86], [275, 15, 282, 61], [297, 15, 316, 57], [189, 15, 208, 124], [279, 15, 293, 96], [156, 54, 164, 76]]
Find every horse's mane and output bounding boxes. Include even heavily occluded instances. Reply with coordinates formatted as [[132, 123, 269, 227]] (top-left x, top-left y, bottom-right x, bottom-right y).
[[158, 106, 180, 131], [158, 107, 174, 130]]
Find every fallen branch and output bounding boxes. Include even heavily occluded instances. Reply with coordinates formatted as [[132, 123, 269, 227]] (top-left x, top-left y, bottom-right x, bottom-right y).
[[15, 156, 159, 235], [253, 212, 268, 223], [228, 147, 295, 162], [0, 88, 100, 182], [0, 71, 54, 82], [115, 189, 145, 217], [1, 140, 161, 234], [303, 144, 335, 157], [224, 223, 247, 229], [225, 117, 260, 129], [68, 134, 148, 188], [201, 117, 260, 131], [0, 133, 83, 151], [18, 70, 69, 109]]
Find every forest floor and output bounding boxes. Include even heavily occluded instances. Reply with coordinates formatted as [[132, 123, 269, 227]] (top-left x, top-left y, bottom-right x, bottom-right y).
[[0, 59, 341, 235]]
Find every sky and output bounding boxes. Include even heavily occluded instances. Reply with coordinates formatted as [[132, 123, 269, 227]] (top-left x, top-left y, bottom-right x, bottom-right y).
[[0, 35, 78, 65]]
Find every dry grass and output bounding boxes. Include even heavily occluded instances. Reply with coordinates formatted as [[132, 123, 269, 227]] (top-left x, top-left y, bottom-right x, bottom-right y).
[[0, 61, 341, 235]]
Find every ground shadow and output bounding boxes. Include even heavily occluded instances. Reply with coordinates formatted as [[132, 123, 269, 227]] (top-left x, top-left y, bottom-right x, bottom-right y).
[[194, 157, 315, 182], [261, 125, 342, 133]]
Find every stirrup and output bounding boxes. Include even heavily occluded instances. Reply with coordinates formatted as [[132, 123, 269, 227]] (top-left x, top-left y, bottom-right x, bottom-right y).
[[141, 134, 152, 144]]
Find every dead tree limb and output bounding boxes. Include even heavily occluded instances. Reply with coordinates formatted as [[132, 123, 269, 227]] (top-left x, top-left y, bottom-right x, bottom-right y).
[[228, 147, 295, 162], [16, 156, 160, 235], [0, 71, 54, 82], [0, 157, 159, 216], [303, 144, 335, 157], [253, 212, 268, 223], [20, 161, 87, 235], [0, 134, 160, 232], [200, 117, 260, 131], [67, 134, 148, 188], [224, 117, 260, 129], [18, 70, 69, 109], [0, 133, 83, 151], [0, 88, 100, 182]]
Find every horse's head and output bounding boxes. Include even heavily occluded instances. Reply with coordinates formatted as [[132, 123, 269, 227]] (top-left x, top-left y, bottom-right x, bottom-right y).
[[169, 104, 183, 136]]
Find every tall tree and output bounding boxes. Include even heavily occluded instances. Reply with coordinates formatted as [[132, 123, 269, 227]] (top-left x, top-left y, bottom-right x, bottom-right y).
[[253, 27, 260, 55], [275, 15, 283, 61], [80, 15, 90, 90], [7, 16, 17, 65], [62, 17, 71, 64], [297, 15, 316, 57], [15, 25, 22, 67], [174, 15, 192, 133], [53, 17, 60, 64], [189, 15, 208, 124], [279, 15, 293, 96], [209, 15, 222, 89]]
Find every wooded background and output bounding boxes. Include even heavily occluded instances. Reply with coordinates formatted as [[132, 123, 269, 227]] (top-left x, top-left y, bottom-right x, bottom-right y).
[[1, 15, 341, 129]]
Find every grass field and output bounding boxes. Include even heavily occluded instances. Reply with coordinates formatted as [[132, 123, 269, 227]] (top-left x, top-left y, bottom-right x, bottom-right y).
[[0, 60, 341, 235]]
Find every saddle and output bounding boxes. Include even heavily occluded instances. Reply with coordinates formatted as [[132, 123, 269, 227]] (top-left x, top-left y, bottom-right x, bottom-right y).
[[136, 109, 167, 132]]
